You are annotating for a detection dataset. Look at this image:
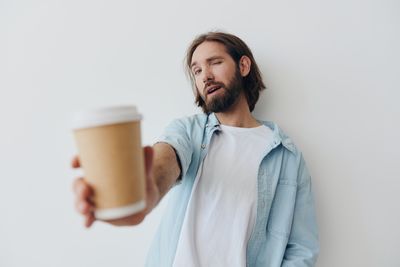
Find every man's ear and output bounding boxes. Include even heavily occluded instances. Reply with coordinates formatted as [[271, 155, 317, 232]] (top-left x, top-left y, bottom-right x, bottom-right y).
[[239, 56, 251, 77]]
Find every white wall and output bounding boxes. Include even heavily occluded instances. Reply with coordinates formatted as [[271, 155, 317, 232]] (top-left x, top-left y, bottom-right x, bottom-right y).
[[1, 0, 399, 266]]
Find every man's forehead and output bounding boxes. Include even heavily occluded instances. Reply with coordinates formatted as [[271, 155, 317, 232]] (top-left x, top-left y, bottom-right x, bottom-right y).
[[191, 42, 229, 66]]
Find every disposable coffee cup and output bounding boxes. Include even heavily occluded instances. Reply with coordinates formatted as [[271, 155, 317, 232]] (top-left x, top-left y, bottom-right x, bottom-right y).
[[72, 105, 146, 220]]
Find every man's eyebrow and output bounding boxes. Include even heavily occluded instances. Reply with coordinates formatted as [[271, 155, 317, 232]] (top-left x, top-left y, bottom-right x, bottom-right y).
[[190, 61, 198, 69], [190, 56, 225, 69], [206, 56, 224, 62]]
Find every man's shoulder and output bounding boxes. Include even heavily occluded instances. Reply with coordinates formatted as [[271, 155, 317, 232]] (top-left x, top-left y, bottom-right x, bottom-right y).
[[174, 113, 208, 123], [160, 114, 209, 138], [167, 113, 211, 129]]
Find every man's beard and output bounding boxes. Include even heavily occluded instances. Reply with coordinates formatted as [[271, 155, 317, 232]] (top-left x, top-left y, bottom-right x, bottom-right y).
[[202, 69, 243, 113]]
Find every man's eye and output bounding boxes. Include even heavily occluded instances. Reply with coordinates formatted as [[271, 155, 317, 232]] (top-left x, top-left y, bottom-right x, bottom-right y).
[[193, 69, 201, 75], [212, 61, 222, 65]]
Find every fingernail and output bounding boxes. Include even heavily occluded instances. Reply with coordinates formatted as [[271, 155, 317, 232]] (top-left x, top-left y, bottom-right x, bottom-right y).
[[79, 202, 86, 212]]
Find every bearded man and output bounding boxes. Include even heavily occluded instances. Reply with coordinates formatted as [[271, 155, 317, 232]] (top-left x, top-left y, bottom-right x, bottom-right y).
[[72, 31, 319, 267]]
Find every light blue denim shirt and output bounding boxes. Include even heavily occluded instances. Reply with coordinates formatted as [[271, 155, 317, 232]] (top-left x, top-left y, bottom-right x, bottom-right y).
[[146, 113, 319, 267]]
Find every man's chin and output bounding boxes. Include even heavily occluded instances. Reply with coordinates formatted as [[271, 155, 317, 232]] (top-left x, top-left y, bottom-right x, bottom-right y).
[[206, 99, 231, 113]]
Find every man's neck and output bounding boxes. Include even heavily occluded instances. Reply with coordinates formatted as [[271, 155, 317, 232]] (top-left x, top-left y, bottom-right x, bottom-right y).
[[214, 94, 261, 128]]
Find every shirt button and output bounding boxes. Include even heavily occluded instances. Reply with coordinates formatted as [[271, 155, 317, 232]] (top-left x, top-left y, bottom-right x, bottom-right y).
[[201, 144, 206, 149], [205, 124, 209, 127]]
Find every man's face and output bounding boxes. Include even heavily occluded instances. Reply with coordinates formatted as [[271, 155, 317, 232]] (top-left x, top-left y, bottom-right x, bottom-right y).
[[190, 41, 243, 113]]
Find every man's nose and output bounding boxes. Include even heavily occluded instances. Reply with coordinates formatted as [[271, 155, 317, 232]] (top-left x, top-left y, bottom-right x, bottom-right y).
[[202, 67, 214, 84]]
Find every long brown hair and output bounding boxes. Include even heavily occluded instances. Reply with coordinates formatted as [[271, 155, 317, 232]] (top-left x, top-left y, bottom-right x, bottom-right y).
[[185, 31, 266, 112]]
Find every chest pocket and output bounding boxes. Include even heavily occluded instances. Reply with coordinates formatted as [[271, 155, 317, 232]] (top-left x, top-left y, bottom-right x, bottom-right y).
[[267, 180, 297, 238]]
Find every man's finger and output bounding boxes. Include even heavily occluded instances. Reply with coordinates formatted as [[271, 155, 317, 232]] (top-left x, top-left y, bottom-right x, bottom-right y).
[[72, 177, 92, 199], [71, 155, 81, 168], [84, 213, 95, 228], [75, 199, 94, 215]]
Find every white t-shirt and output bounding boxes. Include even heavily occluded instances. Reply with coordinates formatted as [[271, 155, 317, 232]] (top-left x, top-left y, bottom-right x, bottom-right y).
[[173, 124, 273, 267]]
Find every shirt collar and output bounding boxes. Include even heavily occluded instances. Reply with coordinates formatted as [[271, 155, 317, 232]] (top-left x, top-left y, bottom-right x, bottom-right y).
[[260, 120, 296, 154], [207, 112, 220, 128], [206, 113, 296, 154]]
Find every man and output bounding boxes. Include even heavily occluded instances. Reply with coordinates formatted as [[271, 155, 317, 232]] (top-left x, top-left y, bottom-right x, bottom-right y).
[[72, 32, 319, 266]]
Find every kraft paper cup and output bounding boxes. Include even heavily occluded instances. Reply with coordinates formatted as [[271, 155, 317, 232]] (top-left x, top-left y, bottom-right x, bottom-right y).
[[72, 105, 146, 220]]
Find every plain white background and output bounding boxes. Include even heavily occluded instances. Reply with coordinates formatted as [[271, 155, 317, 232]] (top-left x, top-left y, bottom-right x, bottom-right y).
[[1, 0, 399, 266]]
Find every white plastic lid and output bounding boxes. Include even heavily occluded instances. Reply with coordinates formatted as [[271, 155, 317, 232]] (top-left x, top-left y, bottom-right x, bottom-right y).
[[72, 105, 142, 130]]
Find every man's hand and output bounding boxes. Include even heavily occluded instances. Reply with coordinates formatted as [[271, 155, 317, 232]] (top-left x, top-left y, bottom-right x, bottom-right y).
[[71, 146, 160, 228]]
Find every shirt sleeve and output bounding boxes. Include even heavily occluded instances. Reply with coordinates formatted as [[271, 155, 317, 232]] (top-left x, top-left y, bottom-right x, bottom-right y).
[[154, 118, 193, 179], [282, 155, 320, 266]]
